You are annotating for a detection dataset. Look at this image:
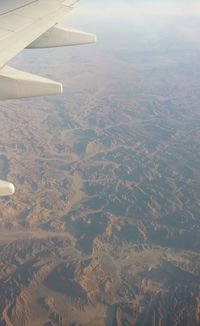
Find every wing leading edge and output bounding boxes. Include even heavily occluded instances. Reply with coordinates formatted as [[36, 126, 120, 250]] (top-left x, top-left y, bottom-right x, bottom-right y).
[[0, 0, 96, 196]]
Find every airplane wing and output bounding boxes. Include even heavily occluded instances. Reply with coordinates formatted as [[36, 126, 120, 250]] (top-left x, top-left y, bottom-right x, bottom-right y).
[[0, 0, 96, 100], [0, 0, 96, 196]]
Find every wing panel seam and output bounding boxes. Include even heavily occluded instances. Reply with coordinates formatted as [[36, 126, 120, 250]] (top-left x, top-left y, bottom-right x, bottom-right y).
[[0, 0, 39, 16]]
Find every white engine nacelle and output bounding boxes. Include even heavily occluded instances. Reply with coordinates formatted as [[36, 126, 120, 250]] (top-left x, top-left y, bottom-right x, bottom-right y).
[[27, 25, 97, 49], [0, 180, 15, 197], [0, 66, 63, 100]]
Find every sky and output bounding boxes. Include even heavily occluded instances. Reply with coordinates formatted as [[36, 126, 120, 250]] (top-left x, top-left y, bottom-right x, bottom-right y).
[[64, 0, 200, 43], [66, 0, 200, 22], [13, 0, 200, 78]]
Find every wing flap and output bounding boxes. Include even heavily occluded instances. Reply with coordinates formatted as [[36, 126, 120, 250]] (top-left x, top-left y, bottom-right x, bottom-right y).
[[0, 29, 11, 39], [0, 13, 33, 31], [0, 0, 37, 15], [0, 66, 63, 100]]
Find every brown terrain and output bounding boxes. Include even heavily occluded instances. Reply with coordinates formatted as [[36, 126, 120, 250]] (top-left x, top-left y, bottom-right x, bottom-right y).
[[0, 17, 200, 326]]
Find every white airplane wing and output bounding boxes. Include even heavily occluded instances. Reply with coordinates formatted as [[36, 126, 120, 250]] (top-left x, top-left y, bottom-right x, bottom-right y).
[[0, 0, 96, 196], [0, 0, 96, 100]]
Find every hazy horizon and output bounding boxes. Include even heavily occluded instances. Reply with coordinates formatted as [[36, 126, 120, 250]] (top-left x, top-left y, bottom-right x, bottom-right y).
[[1, 1, 200, 325]]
